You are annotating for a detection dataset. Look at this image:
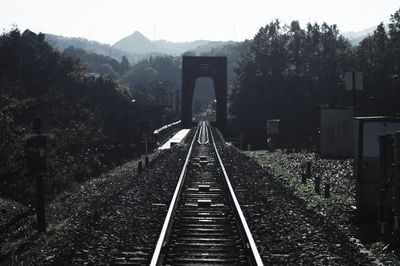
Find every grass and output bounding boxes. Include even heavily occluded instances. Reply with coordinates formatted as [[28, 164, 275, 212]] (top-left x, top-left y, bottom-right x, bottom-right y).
[[245, 150, 400, 265]]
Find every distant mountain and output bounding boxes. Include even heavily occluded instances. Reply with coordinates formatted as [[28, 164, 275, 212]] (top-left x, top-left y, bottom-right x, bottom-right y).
[[343, 25, 388, 45], [45, 31, 236, 63], [187, 41, 236, 55], [113, 31, 158, 54], [45, 34, 146, 64], [112, 31, 232, 55], [152, 39, 210, 54]]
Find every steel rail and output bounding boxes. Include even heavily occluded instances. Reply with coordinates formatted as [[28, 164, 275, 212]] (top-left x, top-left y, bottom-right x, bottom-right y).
[[197, 120, 209, 145], [150, 124, 201, 266], [204, 121, 209, 144], [209, 126, 264, 266]]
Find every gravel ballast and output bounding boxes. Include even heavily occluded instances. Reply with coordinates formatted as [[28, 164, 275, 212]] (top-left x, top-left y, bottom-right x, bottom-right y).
[[219, 145, 379, 265], [3, 145, 188, 265], [2, 131, 393, 265]]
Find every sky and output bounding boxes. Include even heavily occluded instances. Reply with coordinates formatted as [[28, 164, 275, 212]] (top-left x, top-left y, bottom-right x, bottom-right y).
[[1, 0, 399, 44]]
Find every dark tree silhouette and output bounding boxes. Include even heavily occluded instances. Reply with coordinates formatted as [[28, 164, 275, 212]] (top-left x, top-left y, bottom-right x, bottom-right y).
[[0, 29, 164, 204]]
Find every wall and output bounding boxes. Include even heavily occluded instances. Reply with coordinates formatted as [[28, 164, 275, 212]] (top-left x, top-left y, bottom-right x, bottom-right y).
[[320, 109, 353, 157]]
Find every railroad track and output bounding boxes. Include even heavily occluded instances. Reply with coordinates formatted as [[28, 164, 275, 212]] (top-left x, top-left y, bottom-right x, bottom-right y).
[[149, 121, 263, 265]]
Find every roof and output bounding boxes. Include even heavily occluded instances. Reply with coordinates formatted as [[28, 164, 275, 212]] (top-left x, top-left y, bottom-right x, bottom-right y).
[[354, 116, 400, 122]]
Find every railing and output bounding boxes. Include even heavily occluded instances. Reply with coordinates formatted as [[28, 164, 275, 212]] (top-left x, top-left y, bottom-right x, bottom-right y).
[[153, 120, 181, 146]]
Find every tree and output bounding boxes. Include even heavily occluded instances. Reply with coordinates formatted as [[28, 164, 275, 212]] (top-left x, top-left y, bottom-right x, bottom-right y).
[[120, 55, 130, 73], [388, 8, 400, 87]]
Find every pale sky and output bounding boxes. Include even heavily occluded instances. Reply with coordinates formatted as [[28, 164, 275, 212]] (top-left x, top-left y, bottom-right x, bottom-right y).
[[1, 0, 399, 44]]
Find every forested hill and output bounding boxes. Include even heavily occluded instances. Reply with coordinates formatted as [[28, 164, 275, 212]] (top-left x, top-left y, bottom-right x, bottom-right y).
[[61, 46, 130, 79], [45, 33, 144, 64], [45, 31, 235, 64], [112, 31, 233, 55], [0, 29, 166, 204], [343, 26, 380, 45]]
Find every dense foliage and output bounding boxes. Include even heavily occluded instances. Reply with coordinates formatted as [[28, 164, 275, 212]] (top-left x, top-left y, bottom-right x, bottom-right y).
[[356, 17, 400, 115], [122, 56, 181, 121], [231, 8, 400, 147], [62, 46, 130, 78], [124, 56, 181, 91], [0, 29, 163, 205]]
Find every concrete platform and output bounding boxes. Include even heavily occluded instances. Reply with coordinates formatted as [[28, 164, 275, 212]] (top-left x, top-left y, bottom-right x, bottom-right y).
[[158, 129, 190, 150]]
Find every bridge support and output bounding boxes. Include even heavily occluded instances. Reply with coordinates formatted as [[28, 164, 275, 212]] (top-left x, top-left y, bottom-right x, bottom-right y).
[[181, 56, 227, 132]]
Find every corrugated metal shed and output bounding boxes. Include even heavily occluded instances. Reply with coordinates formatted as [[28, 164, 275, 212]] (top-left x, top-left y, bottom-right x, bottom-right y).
[[320, 108, 353, 157]]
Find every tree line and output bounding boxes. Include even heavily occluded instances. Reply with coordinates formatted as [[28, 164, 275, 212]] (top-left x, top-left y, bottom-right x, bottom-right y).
[[2, 7, 399, 203], [230, 8, 400, 148]]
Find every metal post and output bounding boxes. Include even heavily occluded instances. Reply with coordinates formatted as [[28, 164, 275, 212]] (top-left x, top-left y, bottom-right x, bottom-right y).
[[394, 132, 400, 230], [145, 156, 149, 168], [379, 135, 389, 233], [379, 135, 388, 180], [352, 72, 357, 117]]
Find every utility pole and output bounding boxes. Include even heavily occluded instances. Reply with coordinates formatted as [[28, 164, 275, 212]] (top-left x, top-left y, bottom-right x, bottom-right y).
[[345, 71, 363, 117], [24, 119, 54, 233]]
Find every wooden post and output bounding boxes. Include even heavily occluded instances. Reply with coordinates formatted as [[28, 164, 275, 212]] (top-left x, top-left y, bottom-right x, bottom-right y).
[[240, 131, 244, 150], [301, 173, 307, 184], [306, 161, 311, 180], [315, 175, 321, 195], [145, 156, 149, 168], [36, 174, 46, 233], [25, 118, 47, 233], [33, 119, 46, 233], [137, 161, 143, 174], [324, 183, 330, 198]]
